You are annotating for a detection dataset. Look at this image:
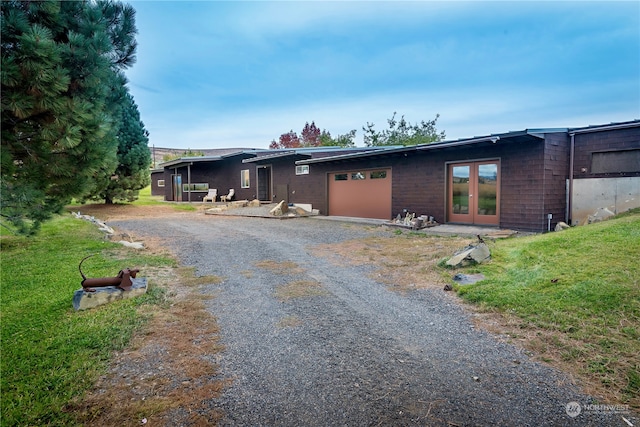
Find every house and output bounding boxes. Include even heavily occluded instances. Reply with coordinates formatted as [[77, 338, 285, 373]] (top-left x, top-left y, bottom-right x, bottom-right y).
[[151, 147, 393, 203], [568, 121, 640, 225], [291, 120, 639, 232], [152, 150, 261, 202], [150, 120, 639, 233]]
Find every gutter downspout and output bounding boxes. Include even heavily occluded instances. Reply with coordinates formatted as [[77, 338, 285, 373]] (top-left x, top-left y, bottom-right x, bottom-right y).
[[187, 163, 192, 202], [567, 133, 575, 225]]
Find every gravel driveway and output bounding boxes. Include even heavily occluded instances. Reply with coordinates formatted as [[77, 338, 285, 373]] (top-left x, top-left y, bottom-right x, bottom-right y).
[[111, 214, 631, 426]]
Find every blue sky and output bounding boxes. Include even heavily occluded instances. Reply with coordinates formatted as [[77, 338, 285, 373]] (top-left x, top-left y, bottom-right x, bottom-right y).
[[125, 1, 640, 149]]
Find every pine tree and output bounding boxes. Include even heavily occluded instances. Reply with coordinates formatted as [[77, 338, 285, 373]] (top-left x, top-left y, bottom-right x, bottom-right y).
[[98, 92, 151, 204], [1, 0, 138, 234]]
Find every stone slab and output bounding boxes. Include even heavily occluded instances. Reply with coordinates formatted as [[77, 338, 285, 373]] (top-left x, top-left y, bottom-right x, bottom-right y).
[[446, 243, 491, 267], [73, 277, 147, 311], [452, 273, 486, 285]]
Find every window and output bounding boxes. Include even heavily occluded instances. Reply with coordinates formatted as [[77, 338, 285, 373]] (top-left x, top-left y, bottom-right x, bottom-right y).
[[351, 172, 365, 180], [157, 179, 165, 187], [591, 149, 640, 174], [182, 183, 209, 192], [296, 165, 309, 175], [334, 173, 348, 181], [241, 169, 250, 188], [370, 171, 387, 179]]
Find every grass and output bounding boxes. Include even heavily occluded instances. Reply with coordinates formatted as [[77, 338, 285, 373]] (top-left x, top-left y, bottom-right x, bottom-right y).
[[70, 185, 197, 211], [314, 232, 474, 292], [313, 212, 639, 408], [131, 184, 165, 205], [456, 209, 640, 407], [0, 215, 176, 425], [70, 274, 226, 426]]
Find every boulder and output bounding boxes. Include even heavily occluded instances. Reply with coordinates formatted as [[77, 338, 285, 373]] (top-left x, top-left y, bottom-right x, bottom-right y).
[[555, 221, 570, 231], [117, 240, 145, 249], [588, 207, 615, 224], [205, 206, 228, 214], [270, 200, 289, 216], [293, 206, 310, 216], [248, 199, 261, 207], [446, 243, 491, 267], [73, 277, 147, 311]]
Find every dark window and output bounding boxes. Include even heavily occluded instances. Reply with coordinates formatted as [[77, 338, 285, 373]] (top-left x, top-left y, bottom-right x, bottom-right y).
[[591, 149, 640, 173], [183, 183, 209, 192], [370, 171, 387, 179], [334, 173, 348, 181], [351, 172, 365, 180]]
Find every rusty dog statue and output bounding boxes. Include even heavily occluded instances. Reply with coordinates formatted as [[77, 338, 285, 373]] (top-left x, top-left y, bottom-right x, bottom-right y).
[[79, 254, 140, 292]]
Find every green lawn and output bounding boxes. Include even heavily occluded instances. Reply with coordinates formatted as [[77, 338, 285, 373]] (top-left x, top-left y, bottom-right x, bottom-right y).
[[1, 215, 176, 425], [457, 209, 640, 406]]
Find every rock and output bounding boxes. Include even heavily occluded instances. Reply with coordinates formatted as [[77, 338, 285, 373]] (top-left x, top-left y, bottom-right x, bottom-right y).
[[117, 240, 145, 249], [446, 243, 491, 267], [73, 211, 114, 234], [227, 200, 248, 209], [588, 207, 615, 224], [205, 206, 227, 214], [269, 200, 288, 216], [73, 277, 147, 311], [452, 273, 485, 285], [248, 199, 261, 207], [555, 221, 570, 231], [443, 283, 453, 291], [293, 206, 310, 216], [293, 203, 313, 212]]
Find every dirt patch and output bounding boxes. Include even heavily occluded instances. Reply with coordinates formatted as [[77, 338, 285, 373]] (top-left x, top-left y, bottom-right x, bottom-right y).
[[275, 280, 328, 301], [68, 203, 205, 221], [313, 234, 475, 292], [314, 232, 639, 411], [254, 260, 305, 276], [67, 216, 226, 426]]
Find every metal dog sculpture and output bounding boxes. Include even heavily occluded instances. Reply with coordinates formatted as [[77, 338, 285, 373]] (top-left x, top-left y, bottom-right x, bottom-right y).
[[79, 254, 140, 292]]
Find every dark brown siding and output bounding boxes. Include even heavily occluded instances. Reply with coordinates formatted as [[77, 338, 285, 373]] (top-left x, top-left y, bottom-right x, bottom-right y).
[[573, 126, 640, 178], [542, 133, 570, 230], [163, 154, 258, 202], [150, 170, 165, 196], [302, 138, 552, 232]]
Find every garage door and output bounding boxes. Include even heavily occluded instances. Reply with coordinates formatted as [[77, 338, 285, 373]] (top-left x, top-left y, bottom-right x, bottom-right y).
[[328, 169, 392, 219]]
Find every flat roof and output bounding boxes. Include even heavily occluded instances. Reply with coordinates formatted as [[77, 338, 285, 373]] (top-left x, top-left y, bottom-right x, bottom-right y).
[[160, 150, 260, 168], [296, 129, 560, 165], [569, 119, 640, 135]]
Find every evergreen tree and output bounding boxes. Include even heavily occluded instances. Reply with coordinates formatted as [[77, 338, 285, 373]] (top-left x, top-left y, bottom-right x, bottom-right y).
[[96, 92, 151, 204], [1, 0, 138, 234]]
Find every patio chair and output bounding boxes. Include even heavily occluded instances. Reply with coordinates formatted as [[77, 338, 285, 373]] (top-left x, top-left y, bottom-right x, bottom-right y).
[[202, 189, 217, 203], [220, 189, 235, 202]]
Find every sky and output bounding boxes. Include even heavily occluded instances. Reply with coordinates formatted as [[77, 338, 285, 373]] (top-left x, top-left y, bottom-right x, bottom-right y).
[[125, 1, 640, 150]]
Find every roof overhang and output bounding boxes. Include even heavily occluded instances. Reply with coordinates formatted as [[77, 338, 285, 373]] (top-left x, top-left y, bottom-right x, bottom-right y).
[[243, 151, 312, 164], [160, 151, 258, 169], [569, 120, 640, 135], [296, 130, 559, 165], [296, 146, 414, 165]]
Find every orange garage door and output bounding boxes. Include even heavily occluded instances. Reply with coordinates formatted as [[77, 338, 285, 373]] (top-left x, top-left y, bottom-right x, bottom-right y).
[[328, 169, 392, 219]]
